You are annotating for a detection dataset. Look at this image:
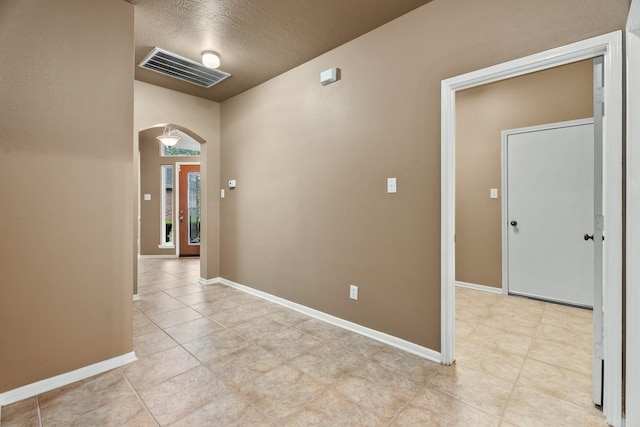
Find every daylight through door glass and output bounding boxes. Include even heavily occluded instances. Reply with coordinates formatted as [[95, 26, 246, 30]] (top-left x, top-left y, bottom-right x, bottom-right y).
[[187, 171, 201, 245]]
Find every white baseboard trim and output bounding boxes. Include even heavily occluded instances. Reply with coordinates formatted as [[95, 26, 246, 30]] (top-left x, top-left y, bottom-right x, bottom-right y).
[[138, 255, 178, 259], [0, 352, 137, 408], [198, 277, 223, 286], [218, 277, 441, 363], [455, 281, 504, 294], [133, 294, 141, 301]]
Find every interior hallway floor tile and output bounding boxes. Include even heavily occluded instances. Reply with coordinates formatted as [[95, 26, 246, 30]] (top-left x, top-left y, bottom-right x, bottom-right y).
[[0, 259, 608, 426]]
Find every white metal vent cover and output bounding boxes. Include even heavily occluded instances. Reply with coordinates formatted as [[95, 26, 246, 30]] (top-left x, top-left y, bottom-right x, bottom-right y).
[[138, 47, 231, 88]]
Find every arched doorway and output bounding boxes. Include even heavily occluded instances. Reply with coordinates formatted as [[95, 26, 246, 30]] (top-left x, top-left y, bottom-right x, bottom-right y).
[[134, 124, 208, 296]]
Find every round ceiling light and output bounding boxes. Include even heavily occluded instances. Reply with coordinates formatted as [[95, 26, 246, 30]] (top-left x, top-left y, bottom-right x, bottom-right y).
[[202, 51, 220, 69]]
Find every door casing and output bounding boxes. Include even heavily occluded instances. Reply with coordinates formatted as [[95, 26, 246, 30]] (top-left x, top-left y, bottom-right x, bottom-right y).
[[626, 0, 640, 422], [441, 32, 623, 426]]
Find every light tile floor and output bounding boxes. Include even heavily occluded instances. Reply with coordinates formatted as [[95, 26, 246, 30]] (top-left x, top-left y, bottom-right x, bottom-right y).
[[1, 258, 608, 426]]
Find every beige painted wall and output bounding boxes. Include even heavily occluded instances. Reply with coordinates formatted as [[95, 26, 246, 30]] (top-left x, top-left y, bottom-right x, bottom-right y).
[[139, 130, 200, 256], [455, 60, 594, 288], [0, 0, 134, 392], [220, 0, 628, 350], [134, 82, 221, 282]]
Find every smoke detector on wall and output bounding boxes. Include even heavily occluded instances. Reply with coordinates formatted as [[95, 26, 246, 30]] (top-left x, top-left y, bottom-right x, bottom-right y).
[[320, 68, 339, 85]]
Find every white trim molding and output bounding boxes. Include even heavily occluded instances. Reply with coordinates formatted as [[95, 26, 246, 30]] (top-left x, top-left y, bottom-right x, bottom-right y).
[[218, 278, 441, 363], [198, 277, 223, 286], [0, 352, 137, 408], [626, 1, 640, 424], [455, 281, 503, 295], [441, 32, 623, 426], [137, 254, 178, 259]]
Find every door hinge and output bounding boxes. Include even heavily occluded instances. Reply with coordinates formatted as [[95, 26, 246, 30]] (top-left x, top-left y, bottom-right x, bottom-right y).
[[595, 340, 604, 359], [595, 86, 605, 115], [595, 87, 605, 104]]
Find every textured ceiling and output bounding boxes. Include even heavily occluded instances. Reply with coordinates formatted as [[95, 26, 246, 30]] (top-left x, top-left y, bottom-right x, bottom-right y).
[[130, 0, 433, 102]]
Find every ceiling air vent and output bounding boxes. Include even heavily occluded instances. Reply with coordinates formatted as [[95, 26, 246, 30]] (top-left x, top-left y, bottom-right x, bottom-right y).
[[138, 47, 231, 88]]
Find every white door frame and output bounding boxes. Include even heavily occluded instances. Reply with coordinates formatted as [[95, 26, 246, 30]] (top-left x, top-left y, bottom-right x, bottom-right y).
[[441, 32, 623, 426], [626, 0, 640, 423], [500, 118, 595, 303]]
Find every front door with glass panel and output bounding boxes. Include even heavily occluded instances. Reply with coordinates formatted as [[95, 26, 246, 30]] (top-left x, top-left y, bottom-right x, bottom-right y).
[[178, 164, 200, 256]]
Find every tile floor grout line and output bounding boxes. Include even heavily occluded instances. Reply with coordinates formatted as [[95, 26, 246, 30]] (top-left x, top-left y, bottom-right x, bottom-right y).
[[428, 364, 508, 423], [384, 378, 428, 426], [277, 382, 332, 426], [497, 302, 545, 425], [435, 384, 505, 425], [237, 385, 281, 427], [186, 323, 330, 427], [35, 395, 42, 427], [456, 289, 526, 424], [119, 368, 161, 426], [277, 334, 384, 424], [333, 348, 419, 425]]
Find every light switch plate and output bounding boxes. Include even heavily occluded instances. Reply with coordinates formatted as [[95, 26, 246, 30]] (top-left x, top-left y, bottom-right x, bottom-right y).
[[387, 177, 397, 193], [349, 284, 358, 300], [490, 188, 499, 199], [220, 189, 225, 198], [144, 194, 151, 201]]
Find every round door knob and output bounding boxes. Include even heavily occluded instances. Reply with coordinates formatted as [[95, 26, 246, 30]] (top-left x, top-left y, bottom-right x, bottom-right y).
[[510, 220, 518, 226]]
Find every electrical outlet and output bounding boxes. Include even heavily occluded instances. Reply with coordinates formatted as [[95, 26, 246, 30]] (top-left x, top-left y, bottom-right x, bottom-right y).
[[350, 284, 358, 300]]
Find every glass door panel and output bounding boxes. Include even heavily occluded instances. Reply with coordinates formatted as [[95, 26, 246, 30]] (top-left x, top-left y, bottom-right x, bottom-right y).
[[187, 171, 200, 245]]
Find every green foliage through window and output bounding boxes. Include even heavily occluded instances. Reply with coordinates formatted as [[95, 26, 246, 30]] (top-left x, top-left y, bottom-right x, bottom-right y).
[[163, 147, 200, 156]]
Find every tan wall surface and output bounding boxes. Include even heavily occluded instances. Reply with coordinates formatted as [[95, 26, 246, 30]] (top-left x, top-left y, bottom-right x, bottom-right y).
[[0, 0, 134, 392], [139, 130, 200, 256], [134, 81, 221, 280], [220, 0, 628, 350], [455, 60, 594, 288]]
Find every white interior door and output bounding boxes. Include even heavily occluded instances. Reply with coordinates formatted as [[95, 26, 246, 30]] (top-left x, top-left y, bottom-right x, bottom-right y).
[[505, 120, 594, 307]]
